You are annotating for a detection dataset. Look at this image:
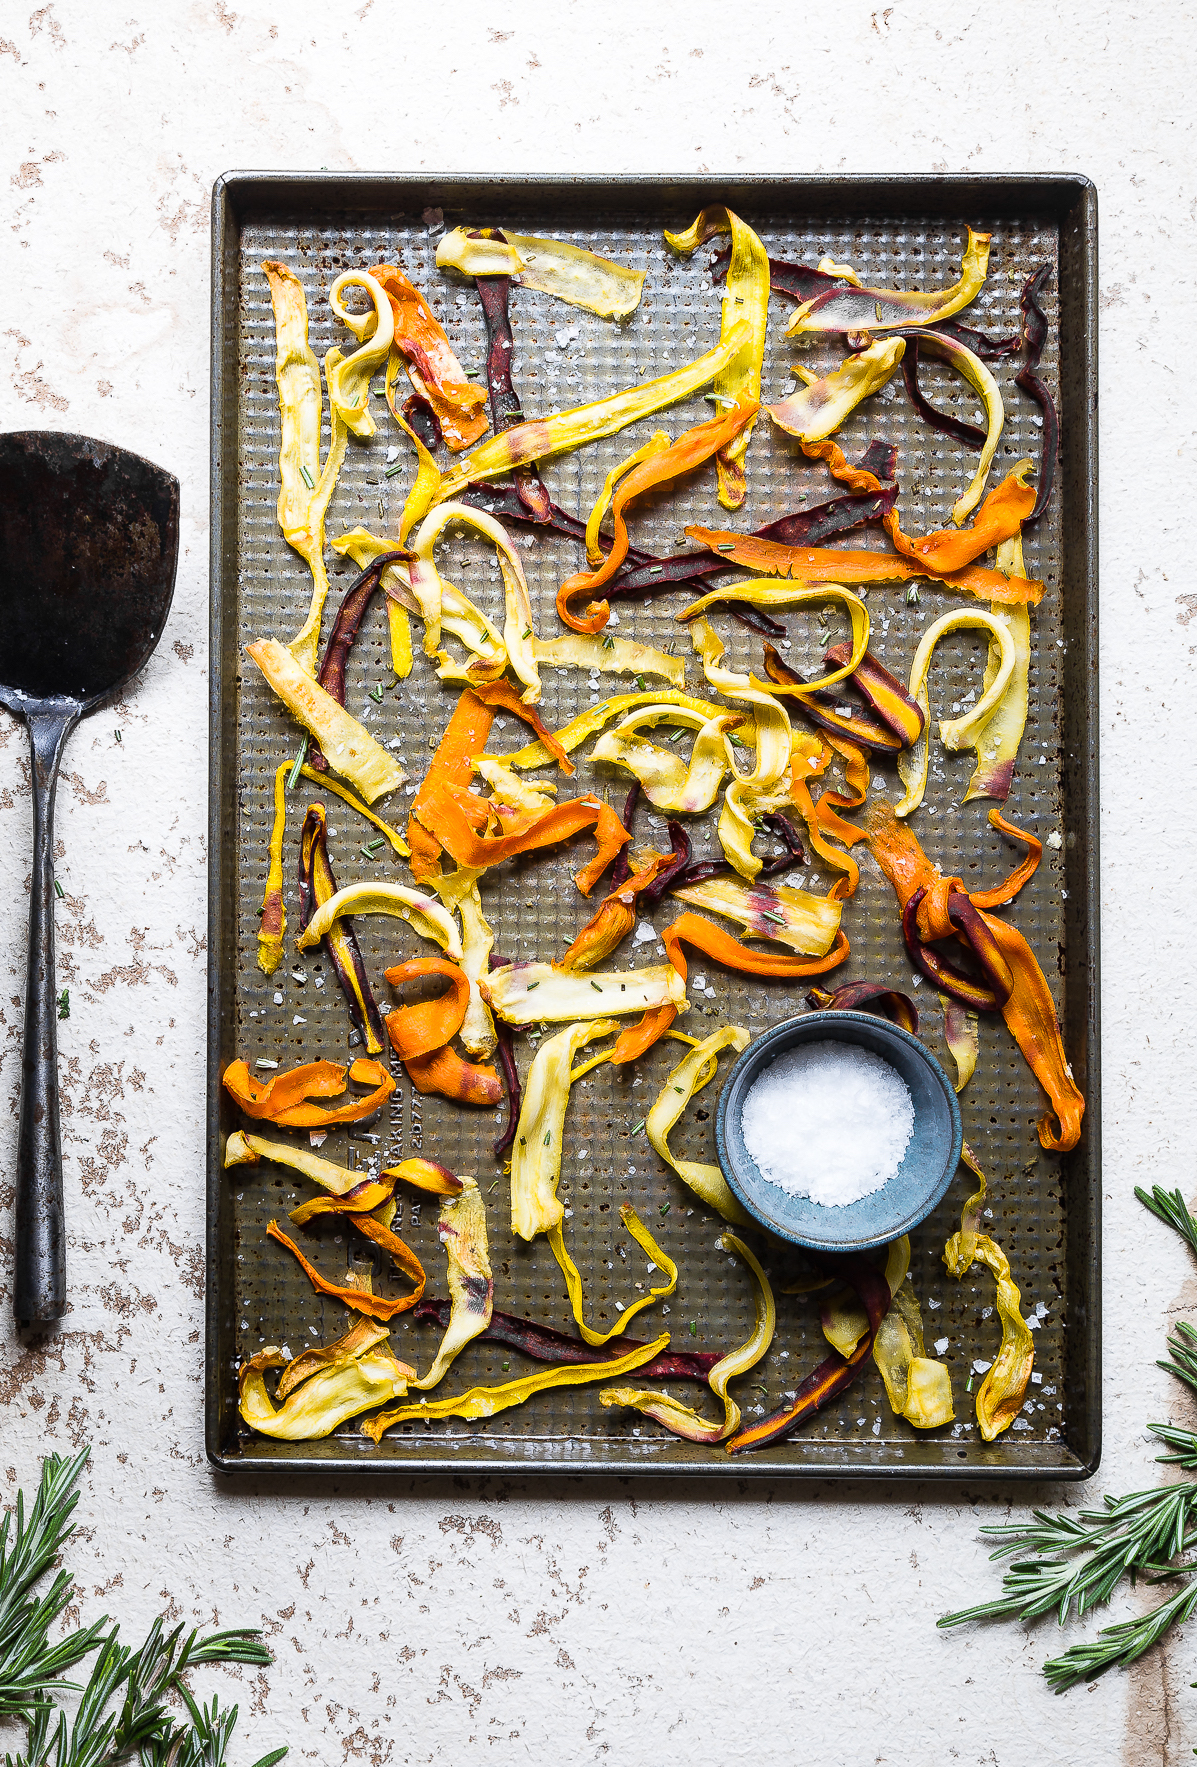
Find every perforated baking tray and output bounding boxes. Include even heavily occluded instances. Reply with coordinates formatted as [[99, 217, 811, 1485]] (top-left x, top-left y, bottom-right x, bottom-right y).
[[207, 173, 1098, 1478]]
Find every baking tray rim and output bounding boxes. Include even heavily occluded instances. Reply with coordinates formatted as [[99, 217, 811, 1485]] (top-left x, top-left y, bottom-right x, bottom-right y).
[[206, 169, 1099, 1481]]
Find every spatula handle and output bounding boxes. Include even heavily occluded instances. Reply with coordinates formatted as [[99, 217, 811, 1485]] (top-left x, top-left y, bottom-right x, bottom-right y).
[[14, 704, 78, 1325]]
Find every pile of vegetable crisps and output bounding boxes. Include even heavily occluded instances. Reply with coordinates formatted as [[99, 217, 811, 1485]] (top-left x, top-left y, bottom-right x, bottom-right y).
[[228, 208, 1075, 1456]]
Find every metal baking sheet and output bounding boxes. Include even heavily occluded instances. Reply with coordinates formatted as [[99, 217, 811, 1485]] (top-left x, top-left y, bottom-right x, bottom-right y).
[[207, 174, 1098, 1478]]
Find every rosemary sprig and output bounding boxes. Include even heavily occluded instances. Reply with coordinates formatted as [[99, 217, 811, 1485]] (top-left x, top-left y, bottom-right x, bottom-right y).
[[1160, 1319, 1197, 1395], [0, 1449, 107, 1720], [0, 1451, 285, 1767], [1135, 1183, 1197, 1258], [1042, 1580, 1197, 1692], [938, 1479, 1197, 1630], [939, 1184, 1197, 1692]]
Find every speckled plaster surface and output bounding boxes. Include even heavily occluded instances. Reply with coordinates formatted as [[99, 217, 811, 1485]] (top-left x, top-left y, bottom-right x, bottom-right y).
[[0, 2, 1193, 1761]]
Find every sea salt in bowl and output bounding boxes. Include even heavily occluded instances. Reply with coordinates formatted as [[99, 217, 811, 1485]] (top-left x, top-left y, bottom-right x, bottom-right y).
[[715, 1011, 963, 1253]]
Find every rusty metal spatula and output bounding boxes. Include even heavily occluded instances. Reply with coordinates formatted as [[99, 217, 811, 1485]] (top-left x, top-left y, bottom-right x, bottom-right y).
[[0, 432, 179, 1325]]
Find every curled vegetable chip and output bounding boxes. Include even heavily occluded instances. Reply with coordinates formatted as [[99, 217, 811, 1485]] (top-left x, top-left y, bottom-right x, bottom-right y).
[[888, 462, 1034, 576], [679, 536, 1041, 609], [297, 881, 463, 961], [866, 801, 1082, 1151], [224, 1128, 379, 1198], [362, 1331, 671, 1442], [964, 535, 1032, 804], [256, 761, 289, 975], [436, 227, 646, 318], [601, 1231, 775, 1442], [239, 1337, 412, 1441], [784, 227, 991, 336], [662, 912, 850, 983], [246, 639, 404, 805], [298, 766, 409, 856], [766, 339, 905, 442], [415, 1177, 494, 1391], [268, 1218, 425, 1320], [941, 995, 980, 1092], [532, 632, 685, 689], [560, 853, 671, 972], [557, 400, 758, 632], [688, 619, 795, 880], [384, 1158, 463, 1197], [222, 1056, 394, 1127], [409, 501, 541, 702], [727, 1253, 891, 1453], [383, 958, 470, 1060], [890, 327, 1004, 526], [895, 609, 1018, 818], [666, 206, 769, 508], [404, 1043, 503, 1108], [275, 1315, 392, 1400], [261, 261, 351, 676], [669, 875, 841, 957], [585, 432, 671, 564], [819, 1237, 911, 1357], [645, 1025, 752, 1226], [873, 1286, 955, 1430], [506, 689, 729, 771], [436, 321, 751, 499], [549, 1204, 677, 1348], [483, 960, 687, 1027], [431, 867, 497, 1057], [326, 269, 394, 438], [942, 1154, 1034, 1441], [298, 803, 386, 1056], [592, 705, 743, 814], [368, 261, 488, 452], [807, 980, 919, 1035], [333, 526, 506, 689], [510, 1019, 619, 1241]]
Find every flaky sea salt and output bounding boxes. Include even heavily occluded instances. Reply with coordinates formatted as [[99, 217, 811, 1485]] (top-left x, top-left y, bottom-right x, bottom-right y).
[[740, 1041, 915, 1207]]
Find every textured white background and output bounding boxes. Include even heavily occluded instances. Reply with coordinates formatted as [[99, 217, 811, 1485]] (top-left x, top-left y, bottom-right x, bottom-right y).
[[0, 2, 1194, 1762]]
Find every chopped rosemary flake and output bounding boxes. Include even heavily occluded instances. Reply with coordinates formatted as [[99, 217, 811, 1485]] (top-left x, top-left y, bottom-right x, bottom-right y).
[[717, 542, 736, 552], [602, 634, 616, 649], [56, 988, 69, 1020], [631, 1119, 646, 1136], [635, 675, 645, 689], [526, 981, 540, 990], [522, 627, 532, 639], [907, 586, 920, 605], [369, 684, 384, 702], [53, 878, 64, 899], [286, 735, 310, 791], [543, 1131, 551, 1146], [114, 728, 122, 743], [589, 980, 602, 991], [299, 464, 314, 490], [659, 1202, 670, 1216], [689, 1321, 697, 1336], [649, 565, 664, 574], [362, 837, 386, 857], [384, 462, 405, 478], [761, 909, 788, 925]]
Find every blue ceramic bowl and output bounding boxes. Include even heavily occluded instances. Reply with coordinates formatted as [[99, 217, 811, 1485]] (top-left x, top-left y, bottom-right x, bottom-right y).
[[715, 1011, 962, 1252]]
